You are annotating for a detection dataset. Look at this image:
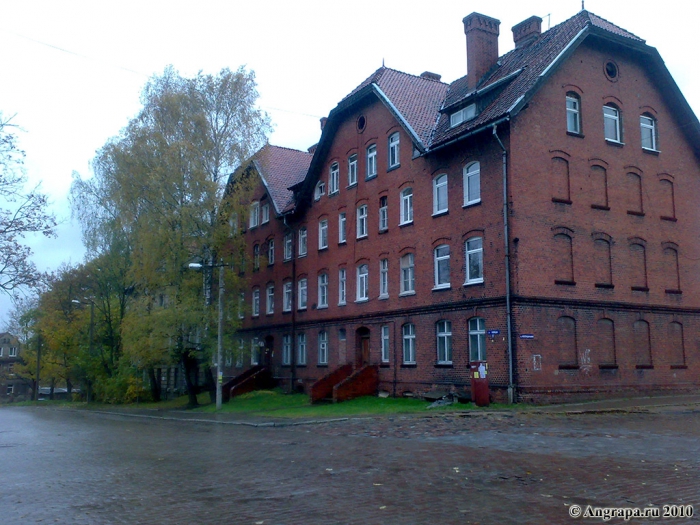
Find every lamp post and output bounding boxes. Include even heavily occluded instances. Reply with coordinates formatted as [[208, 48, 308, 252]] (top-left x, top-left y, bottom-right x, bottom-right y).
[[72, 298, 95, 402], [189, 260, 227, 411]]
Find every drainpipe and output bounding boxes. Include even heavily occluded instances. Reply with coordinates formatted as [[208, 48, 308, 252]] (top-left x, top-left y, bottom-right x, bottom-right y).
[[283, 216, 297, 392], [492, 124, 516, 404]]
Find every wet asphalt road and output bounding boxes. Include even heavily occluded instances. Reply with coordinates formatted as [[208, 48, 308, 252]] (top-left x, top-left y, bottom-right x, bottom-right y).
[[1, 405, 699, 524]]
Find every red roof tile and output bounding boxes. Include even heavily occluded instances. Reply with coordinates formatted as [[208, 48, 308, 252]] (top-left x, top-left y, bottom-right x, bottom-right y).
[[252, 144, 312, 214]]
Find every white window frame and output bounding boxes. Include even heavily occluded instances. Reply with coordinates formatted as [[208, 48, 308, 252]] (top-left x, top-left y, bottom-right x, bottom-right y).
[[402, 323, 416, 364], [465, 237, 484, 285], [400, 188, 413, 225], [298, 227, 307, 257], [236, 340, 244, 368], [252, 288, 260, 317], [640, 114, 657, 151], [297, 333, 307, 365], [378, 196, 388, 231], [433, 174, 448, 215], [357, 204, 368, 238], [434, 244, 450, 289], [267, 239, 275, 265], [379, 258, 389, 298], [6, 385, 14, 395], [282, 334, 292, 365], [253, 244, 260, 270], [400, 253, 415, 295], [314, 181, 326, 200], [9, 347, 17, 358], [603, 105, 622, 143], [329, 162, 340, 194], [381, 325, 390, 363], [437, 320, 452, 364], [283, 282, 292, 312], [238, 292, 245, 319], [469, 317, 486, 361], [463, 162, 481, 206], [338, 212, 346, 243], [249, 201, 259, 228], [338, 268, 347, 305], [356, 264, 369, 302], [318, 273, 328, 308], [366, 144, 377, 179], [348, 154, 358, 186], [388, 132, 400, 168], [566, 94, 581, 134], [261, 202, 270, 224], [298, 278, 308, 309], [266, 284, 274, 314], [318, 331, 328, 365], [284, 233, 293, 260], [450, 104, 476, 128], [318, 219, 328, 250]]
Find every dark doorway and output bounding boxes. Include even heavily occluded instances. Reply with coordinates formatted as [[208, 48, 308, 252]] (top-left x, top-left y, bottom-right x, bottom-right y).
[[264, 335, 274, 368], [355, 327, 370, 368]]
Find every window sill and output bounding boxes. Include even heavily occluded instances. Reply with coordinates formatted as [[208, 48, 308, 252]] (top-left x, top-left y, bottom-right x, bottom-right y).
[[554, 280, 576, 286], [387, 164, 400, 172], [328, 190, 339, 197], [463, 200, 481, 209], [566, 131, 584, 138], [316, 305, 328, 310], [378, 228, 388, 234], [365, 174, 377, 181], [252, 315, 260, 319], [642, 147, 660, 156], [401, 363, 417, 368], [665, 289, 682, 295], [598, 364, 619, 370], [356, 235, 368, 241], [281, 364, 291, 368], [338, 240, 347, 245], [627, 210, 644, 217], [265, 312, 274, 317], [317, 364, 328, 368], [297, 307, 307, 311], [463, 280, 484, 287], [670, 365, 688, 370], [595, 283, 614, 289], [591, 204, 610, 211], [551, 197, 572, 205], [399, 291, 416, 297], [631, 286, 649, 292], [605, 139, 624, 147], [378, 294, 389, 300], [432, 210, 448, 218], [434, 363, 453, 368], [283, 258, 292, 263], [399, 221, 413, 228], [261, 220, 269, 226], [338, 302, 346, 307], [432, 285, 451, 291], [298, 253, 308, 258], [347, 182, 357, 189], [283, 309, 292, 314], [355, 298, 369, 304], [318, 246, 328, 252], [635, 364, 654, 370], [558, 364, 579, 370], [660, 216, 677, 222]]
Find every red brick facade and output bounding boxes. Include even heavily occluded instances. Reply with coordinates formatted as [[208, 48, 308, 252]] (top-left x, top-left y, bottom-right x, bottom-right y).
[[228, 10, 700, 402]]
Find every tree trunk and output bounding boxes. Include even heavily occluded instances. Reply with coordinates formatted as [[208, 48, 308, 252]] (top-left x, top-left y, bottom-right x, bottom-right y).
[[182, 352, 199, 407], [204, 366, 216, 404], [66, 379, 73, 402], [49, 378, 55, 400], [147, 368, 161, 402]]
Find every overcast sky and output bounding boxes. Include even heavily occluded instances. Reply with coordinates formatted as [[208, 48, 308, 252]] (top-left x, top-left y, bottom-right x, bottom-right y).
[[1, 0, 699, 325]]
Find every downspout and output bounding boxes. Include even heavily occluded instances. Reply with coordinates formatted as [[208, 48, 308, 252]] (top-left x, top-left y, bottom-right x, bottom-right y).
[[492, 124, 516, 404], [283, 216, 297, 392]]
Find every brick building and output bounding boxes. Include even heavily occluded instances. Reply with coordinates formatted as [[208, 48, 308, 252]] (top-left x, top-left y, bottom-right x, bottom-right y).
[[0, 332, 30, 401], [229, 10, 700, 402]]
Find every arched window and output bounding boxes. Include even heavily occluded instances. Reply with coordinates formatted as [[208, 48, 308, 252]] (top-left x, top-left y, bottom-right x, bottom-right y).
[[436, 320, 452, 364], [603, 104, 622, 142], [551, 156, 571, 204], [626, 173, 644, 215], [553, 231, 575, 285], [589, 165, 609, 210], [433, 244, 450, 288], [314, 180, 325, 200], [629, 241, 648, 291], [663, 244, 681, 294], [557, 316, 578, 367], [356, 264, 369, 301], [659, 178, 676, 221], [592, 235, 613, 288], [400, 253, 415, 294], [668, 322, 686, 368], [253, 244, 260, 270], [640, 114, 658, 151], [400, 188, 413, 224], [633, 320, 652, 368], [388, 132, 400, 168], [402, 323, 416, 364], [468, 317, 486, 362], [465, 237, 483, 285], [566, 92, 581, 134], [318, 331, 329, 365], [596, 318, 616, 367], [463, 162, 481, 206], [317, 273, 329, 308], [433, 174, 448, 214]]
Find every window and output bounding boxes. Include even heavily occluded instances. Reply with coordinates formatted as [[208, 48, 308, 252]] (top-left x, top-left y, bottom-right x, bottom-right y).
[[381, 325, 390, 363], [253, 244, 260, 270], [433, 174, 448, 215], [266, 284, 274, 314], [388, 132, 400, 168], [284, 233, 293, 260], [318, 331, 328, 365], [283, 282, 292, 312], [6, 385, 13, 395], [663, 245, 681, 293], [249, 201, 259, 228], [668, 322, 686, 368], [593, 236, 613, 288], [659, 178, 676, 220], [463, 162, 481, 206], [603, 104, 621, 142], [298, 278, 308, 309], [450, 104, 476, 128], [378, 196, 388, 231], [379, 258, 389, 298], [267, 239, 275, 265], [400, 253, 415, 294], [282, 335, 292, 365], [319, 219, 328, 249], [0, 347, 3, 356], [298, 227, 307, 256], [366, 144, 377, 179], [339, 328, 346, 341], [552, 232, 574, 285], [252, 289, 260, 317], [557, 316, 578, 367], [356, 264, 369, 302], [338, 268, 347, 305], [551, 156, 571, 203], [590, 165, 609, 209], [402, 323, 416, 364], [297, 333, 307, 366], [348, 154, 358, 186], [434, 245, 450, 288], [236, 340, 244, 368], [9, 347, 17, 357], [238, 292, 245, 319], [566, 93, 581, 134], [633, 320, 652, 368], [400, 188, 413, 225], [436, 320, 452, 364], [229, 213, 239, 235], [640, 114, 657, 151], [314, 181, 325, 200], [338, 213, 346, 243], [465, 237, 484, 284], [261, 203, 270, 224], [357, 205, 368, 238], [627, 173, 644, 215], [597, 318, 617, 366], [329, 162, 340, 194], [318, 273, 328, 308], [630, 241, 648, 291], [469, 317, 486, 361]]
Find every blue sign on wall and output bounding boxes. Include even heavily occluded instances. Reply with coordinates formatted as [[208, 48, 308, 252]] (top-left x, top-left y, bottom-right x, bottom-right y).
[[519, 334, 535, 339], [487, 330, 500, 336]]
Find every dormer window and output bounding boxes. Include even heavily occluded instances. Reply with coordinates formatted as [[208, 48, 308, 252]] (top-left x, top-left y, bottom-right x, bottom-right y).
[[314, 181, 326, 200], [450, 104, 476, 128]]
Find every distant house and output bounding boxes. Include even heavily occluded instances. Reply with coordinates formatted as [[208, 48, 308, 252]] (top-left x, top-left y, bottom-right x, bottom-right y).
[[227, 10, 700, 403], [0, 332, 30, 401]]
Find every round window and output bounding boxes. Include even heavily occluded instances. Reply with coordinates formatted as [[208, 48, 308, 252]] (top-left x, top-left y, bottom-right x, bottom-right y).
[[604, 61, 619, 81], [357, 115, 366, 133]]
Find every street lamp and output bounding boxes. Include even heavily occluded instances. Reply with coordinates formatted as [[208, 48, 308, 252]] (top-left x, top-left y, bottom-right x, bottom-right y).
[[189, 260, 228, 411], [72, 298, 95, 402]]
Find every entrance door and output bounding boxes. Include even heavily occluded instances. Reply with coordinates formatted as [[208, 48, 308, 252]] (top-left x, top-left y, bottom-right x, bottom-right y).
[[264, 336, 274, 368], [355, 327, 370, 368]]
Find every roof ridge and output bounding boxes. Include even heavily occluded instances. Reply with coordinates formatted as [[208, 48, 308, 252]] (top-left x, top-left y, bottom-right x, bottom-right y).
[[265, 143, 312, 155], [378, 67, 449, 85]]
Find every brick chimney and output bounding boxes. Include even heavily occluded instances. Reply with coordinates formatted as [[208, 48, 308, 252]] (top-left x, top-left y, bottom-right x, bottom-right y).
[[420, 71, 442, 82], [463, 12, 501, 91], [512, 16, 542, 48]]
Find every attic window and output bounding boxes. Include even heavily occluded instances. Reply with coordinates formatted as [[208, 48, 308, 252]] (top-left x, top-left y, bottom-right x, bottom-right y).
[[357, 115, 366, 133], [450, 104, 476, 128], [604, 61, 619, 82], [314, 181, 326, 201]]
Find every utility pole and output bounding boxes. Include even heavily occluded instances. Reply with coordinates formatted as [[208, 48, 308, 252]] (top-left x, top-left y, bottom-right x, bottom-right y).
[[216, 261, 224, 410], [34, 333, 41, 401]]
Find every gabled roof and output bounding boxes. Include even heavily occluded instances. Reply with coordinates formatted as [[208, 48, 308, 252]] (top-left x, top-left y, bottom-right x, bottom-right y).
[[249, 144, 312, 214]]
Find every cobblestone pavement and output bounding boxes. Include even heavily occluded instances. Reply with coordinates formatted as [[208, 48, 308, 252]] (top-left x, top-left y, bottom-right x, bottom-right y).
[[1, 405, 699, 525]]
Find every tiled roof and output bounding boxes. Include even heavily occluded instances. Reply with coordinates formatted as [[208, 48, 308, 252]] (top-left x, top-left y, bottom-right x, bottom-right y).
[[252, 144, 312, 214]]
